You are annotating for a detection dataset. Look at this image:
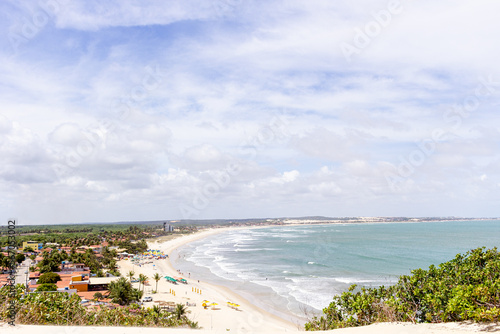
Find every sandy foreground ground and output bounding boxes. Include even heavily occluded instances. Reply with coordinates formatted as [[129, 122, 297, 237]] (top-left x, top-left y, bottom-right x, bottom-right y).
[[3, 226, 499, 333], [2, 320, 499, 334]]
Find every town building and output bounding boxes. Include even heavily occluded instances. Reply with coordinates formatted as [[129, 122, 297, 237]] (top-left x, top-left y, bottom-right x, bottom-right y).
[[21, 241, 42, 251], [163, 222, 175, 232]]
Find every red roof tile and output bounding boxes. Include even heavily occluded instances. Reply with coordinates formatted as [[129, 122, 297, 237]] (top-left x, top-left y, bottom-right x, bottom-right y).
[[77, 290, 110, 301]]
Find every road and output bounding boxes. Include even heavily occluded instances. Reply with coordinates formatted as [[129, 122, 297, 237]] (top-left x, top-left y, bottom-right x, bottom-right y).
[[14, 258, 31, 288]]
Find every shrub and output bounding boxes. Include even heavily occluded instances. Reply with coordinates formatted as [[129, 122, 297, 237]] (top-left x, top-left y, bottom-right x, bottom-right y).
[[0, 284, 198, 327], [305, 247, 500, 330], [36, 283, 58, 292]]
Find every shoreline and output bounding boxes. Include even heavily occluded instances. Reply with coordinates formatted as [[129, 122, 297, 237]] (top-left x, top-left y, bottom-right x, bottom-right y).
[[168, 226, 311, 326], [121, 226, 301, 332], [155, 219, 500, 328]]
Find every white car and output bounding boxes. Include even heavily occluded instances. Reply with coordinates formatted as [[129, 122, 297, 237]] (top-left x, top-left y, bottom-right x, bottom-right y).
[[142, 296, 153, 302]]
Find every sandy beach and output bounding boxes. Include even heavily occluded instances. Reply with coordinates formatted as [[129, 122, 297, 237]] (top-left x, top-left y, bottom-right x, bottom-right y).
[[117, 227, 301, 332]]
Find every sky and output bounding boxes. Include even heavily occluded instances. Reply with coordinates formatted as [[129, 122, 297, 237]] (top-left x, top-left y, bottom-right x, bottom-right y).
[[1, 0, 500, 225]]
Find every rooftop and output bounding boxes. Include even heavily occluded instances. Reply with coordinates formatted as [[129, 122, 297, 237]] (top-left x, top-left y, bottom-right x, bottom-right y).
[[89, 277, 120, 285]]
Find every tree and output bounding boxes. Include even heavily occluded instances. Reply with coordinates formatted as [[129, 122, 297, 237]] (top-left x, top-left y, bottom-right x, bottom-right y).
[[128, 270, 135, 282], [37, 283, 58, 292], [174, 304, 187, 320], [153, 273, 161, 293], [37, 252, 60, 273], [15, 253, 26, 264], [0, 253, 7, 269], [107, 269, 121, 277], [37, 272, 62, 284], [24, 246, 35, 253], [107, 277, 141, 306], [139, 273, 148, 294], [93, 292, 104, 302], [131, 288, 143, 303], [108, 259, 117, 271]]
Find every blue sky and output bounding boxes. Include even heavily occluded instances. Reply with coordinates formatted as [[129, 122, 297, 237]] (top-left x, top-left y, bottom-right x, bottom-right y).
[[1, 0, 500, 224]]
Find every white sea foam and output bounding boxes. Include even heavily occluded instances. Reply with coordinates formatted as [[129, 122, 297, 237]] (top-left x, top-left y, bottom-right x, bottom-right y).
[[234, 248, 279, 252], [176, 220, 500, 322]]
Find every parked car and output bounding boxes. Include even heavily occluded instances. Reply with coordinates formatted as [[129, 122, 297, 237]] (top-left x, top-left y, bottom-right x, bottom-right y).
[[142, 296, 153, 302]]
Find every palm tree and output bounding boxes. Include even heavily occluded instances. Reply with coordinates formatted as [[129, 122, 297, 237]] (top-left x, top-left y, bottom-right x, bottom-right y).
[[132, 287, 143, 303], [108, 259, 117, 271], [107, 277, 140, 305], [153, 273, 161, 293], [128, 270, 135, 282], [174, 303, 187, 320], [139, 273, 147, 294]]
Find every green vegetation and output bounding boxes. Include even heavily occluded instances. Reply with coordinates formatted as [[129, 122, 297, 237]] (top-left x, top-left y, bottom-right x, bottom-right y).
[[107, 277, 142, 306], [138, 273, 148, 294], [173, 303, 188, 321], [37, 250, 63, 273], [0, 285, 198, 328], [36, 283, 58, 292], [153, 273, 161, 292], [15, 253, 25, 264], [0, 222, 194, 249], [37, 272, 62, 284], [34, 246, 120, 275], [117, 239, 149, 254], [0, 252, 12, 268], [305, 247, 500, 330], [93, 292, 104, 302]]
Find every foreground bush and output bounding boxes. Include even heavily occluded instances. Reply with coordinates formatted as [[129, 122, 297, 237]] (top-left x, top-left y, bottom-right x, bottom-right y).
[[0, 286, 198, 328], [305, 247, 500, 330]]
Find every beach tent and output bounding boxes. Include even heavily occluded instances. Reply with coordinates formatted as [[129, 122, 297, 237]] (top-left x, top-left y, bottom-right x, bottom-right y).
[[173, 276, 188, 284], [164, 276, 177, 283]]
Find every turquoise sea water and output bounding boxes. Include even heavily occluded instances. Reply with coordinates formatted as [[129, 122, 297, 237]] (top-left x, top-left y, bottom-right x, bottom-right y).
[[172, 220, 500, 321]]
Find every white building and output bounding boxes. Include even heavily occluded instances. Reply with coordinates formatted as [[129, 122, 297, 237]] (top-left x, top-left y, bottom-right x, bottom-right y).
[[163, 223, 174, 232]]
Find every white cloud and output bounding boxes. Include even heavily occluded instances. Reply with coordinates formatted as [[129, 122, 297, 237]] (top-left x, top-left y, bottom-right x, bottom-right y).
[[52, 0, 217, 31], [1, 0, 500, 223]]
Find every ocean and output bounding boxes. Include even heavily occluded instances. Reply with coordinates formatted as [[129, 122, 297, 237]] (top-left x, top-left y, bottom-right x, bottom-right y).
[[171, 220, 500, 322]]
